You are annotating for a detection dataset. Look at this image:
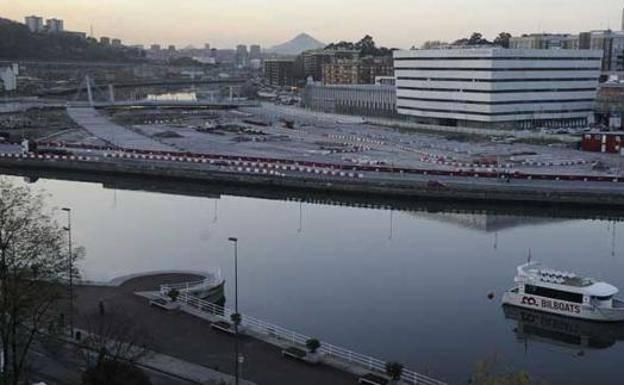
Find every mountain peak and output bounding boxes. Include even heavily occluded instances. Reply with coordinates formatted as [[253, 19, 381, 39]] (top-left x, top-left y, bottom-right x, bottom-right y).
[[268, 33, 325, 55]]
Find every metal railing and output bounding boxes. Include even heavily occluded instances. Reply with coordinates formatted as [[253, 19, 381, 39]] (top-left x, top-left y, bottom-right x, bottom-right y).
[[159, 270, 223, 296], [174, 291, 446, 385]]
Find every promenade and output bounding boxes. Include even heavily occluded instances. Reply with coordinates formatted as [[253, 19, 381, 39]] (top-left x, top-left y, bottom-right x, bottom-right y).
[[74, 274, 357, 385]]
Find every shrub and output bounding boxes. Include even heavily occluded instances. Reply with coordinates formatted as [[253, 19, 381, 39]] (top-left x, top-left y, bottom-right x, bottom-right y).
[[167, 288, 180, 302], [306, 338, 321, 353], [385, 361, 404, 381]]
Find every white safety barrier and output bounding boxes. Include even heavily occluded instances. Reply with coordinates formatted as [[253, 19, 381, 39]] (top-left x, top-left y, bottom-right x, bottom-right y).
[[170, 291, 446, 385]]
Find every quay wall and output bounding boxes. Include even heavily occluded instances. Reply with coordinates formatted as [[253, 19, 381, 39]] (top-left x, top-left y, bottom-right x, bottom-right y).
[[2, 157, 624, 207]]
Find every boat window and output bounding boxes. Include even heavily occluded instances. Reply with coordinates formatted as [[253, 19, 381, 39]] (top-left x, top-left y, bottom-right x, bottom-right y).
[[594, 295, 612, 301], [525, 284, 583, 303]]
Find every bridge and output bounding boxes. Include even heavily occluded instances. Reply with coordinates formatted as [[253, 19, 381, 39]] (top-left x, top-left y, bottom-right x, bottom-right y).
[[38, 77, 247, 97]]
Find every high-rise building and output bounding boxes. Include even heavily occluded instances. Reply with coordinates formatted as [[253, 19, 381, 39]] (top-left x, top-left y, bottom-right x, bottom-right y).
[[168, 45, 177, 52], [111, 39, 122, 47], [302, 49, 359, 81], [264, 59, 296, 87], [100, 37, 111, 45], [236, 45, 249, 67], [250, 45, 262, 60], [204, 43, 211, 51], [24, 16, 44, 33], [393, 48, 602, 129], [150, 44, 161, 51], [45, 18, 64, 33], [322, 56, 394, 85], [578, 31, 624, 73]]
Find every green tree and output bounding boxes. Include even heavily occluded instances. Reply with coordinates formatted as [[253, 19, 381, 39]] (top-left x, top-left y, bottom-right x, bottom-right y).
[[494, 32, 513, 48], [0, 178, 82, 385], [454, 32, 492, 46], [421, 41, 448, 49]]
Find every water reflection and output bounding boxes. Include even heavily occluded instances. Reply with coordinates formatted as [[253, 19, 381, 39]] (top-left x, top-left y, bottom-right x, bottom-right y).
[[503, 305, 624, 354], [413, 212, 567, 233]]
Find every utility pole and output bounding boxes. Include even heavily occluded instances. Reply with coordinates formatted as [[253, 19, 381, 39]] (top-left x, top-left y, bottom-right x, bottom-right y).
[[62, 207, 74, 338], [228, 237, 240, 385]]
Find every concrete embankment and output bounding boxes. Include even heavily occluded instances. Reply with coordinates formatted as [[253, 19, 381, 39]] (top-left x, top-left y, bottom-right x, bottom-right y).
[[2, 156, 624, 208]]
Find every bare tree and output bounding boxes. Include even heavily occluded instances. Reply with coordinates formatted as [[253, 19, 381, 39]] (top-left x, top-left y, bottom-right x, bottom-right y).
[[78, 307, 151, 368], [0, 178, 80, 385]]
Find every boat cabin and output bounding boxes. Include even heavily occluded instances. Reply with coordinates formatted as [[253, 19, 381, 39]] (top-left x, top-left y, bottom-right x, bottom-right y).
[[513, 263, 618, 307]]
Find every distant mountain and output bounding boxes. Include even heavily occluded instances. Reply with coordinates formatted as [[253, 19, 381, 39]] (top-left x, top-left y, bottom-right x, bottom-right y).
[[267, 33, 325, 55]]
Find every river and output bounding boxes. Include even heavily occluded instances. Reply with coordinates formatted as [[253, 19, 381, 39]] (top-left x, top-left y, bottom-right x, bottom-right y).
[[7, 173, 624, 384]]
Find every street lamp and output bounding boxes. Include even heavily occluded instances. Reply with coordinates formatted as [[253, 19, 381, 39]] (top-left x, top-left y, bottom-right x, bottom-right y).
[[61, 207, 74, 338], [227, 237, 240, 385]]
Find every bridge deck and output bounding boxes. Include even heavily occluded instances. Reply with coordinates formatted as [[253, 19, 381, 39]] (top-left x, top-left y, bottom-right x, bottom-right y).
[[66, 107, 175, 151]]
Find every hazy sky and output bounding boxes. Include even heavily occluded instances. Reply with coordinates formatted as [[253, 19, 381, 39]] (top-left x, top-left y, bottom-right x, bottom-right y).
[[2, 0, 623, 49]]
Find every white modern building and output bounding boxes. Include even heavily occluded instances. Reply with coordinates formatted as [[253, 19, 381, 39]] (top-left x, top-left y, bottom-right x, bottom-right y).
[[393, 48, 603, 129], [24, 15, 44, 33], [0, 64, 19, 92]]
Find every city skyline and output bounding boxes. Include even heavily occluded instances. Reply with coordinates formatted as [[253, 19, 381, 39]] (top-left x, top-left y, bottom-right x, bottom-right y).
[[2, 0, 623, 49]]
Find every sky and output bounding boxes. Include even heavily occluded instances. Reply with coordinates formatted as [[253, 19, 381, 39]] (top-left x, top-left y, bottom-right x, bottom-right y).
[[2, 0, 623, 49]]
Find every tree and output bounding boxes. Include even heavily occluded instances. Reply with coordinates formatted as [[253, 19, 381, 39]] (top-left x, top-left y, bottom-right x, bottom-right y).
[[0, 178, 81, 385], [325, 35, 395, 57], [471, 360, 533, 385], [421, 41, 448, 49], [78, 308, 151, 370], [454, 32, 492, 46], [494, 32, 513, 48]]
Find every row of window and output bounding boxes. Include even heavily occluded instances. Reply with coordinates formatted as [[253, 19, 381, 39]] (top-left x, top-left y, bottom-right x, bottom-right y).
[[396, 77, 598, 83], [397, 86, 597, 94], [395, 67, 601, 72], [518, 118, 588, 129], [397, 96, 595, 105], [525, 284, 584, 303], [394, 57, 601, 62], [397, 105, 593, 116]]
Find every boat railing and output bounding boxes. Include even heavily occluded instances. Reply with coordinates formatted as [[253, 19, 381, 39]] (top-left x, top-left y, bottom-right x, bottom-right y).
[[174, 290, 446, 385]]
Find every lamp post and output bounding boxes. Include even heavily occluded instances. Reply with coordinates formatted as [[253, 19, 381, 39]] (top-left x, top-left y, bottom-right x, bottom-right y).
[[227, 237, 239, 385], [61, 207, 74, 338]]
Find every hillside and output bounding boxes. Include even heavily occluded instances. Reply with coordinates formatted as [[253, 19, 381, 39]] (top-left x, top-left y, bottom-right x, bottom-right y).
[[0, 18, 144, 62], [267, 33, 325, 55]]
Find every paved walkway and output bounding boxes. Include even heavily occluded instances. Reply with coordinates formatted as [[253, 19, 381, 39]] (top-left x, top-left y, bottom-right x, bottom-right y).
[[66, 107, 175, 151], [74, 274, 356, 385]]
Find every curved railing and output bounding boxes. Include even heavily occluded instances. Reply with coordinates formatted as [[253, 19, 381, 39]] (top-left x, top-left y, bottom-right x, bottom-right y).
[[159, 270, 223, 296]]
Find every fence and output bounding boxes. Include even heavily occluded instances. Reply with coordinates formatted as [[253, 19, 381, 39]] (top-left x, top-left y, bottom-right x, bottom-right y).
[[172, 290, 446, 385]]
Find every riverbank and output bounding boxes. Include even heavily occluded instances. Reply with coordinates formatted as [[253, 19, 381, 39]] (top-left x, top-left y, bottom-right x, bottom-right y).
[[2, 153, 624, 207]]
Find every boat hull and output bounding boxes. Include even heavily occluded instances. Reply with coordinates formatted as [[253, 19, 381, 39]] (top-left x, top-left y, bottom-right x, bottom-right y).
[[502, 291, 624, 322]]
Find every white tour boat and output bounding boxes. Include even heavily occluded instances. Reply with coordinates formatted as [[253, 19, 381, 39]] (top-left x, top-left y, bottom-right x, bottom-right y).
[[502, 262, 624, 322]]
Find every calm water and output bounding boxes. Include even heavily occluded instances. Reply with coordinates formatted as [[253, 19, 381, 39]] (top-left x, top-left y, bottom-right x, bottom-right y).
[[11, 175, 624, 384]]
